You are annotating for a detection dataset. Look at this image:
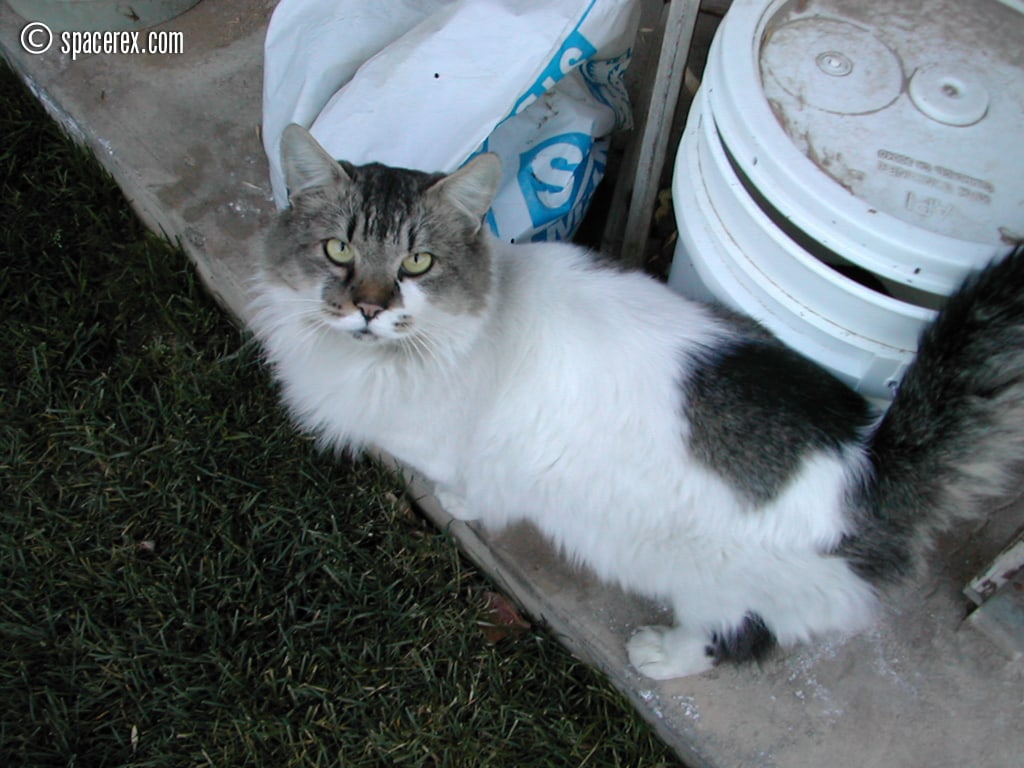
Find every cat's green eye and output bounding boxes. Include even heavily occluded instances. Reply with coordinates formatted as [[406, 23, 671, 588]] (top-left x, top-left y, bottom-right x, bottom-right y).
[[323, 238, 354, 265], [401, 251, 434, 276]]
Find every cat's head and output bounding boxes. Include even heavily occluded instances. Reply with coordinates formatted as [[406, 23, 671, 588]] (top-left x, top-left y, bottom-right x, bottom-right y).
[[259, 124, 501, 357]]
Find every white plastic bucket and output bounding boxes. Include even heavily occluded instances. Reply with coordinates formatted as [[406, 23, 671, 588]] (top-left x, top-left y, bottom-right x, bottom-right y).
[[669, 0, 1024, 400]]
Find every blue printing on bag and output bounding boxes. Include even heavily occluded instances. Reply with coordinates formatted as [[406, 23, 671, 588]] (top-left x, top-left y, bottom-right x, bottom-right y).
[[509, 28, 598, 118], [580, 51, 633, 130], [518, 132, 607, 241]]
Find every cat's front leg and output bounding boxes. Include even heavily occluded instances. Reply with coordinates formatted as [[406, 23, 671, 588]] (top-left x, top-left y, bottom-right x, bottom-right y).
[[435, 487, 479, 522], [627, 625, 716, 680]]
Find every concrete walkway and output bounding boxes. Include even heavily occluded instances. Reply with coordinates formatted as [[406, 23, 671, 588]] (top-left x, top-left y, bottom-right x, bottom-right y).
[[3, 2, 1022, 765]]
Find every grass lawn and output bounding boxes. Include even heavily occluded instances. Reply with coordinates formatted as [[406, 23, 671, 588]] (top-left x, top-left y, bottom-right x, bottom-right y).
[[0, 62, 681, 767]]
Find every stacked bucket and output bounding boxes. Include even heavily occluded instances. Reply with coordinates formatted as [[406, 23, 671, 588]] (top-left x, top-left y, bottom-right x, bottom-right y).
[[670, 0, 1023, 401]]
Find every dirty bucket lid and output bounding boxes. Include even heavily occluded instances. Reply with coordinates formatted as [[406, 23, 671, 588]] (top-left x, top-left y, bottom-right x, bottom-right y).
[[709, 0, 1024, 298]]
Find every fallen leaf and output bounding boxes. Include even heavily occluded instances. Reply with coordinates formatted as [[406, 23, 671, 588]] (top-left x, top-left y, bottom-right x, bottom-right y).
[[478, 591, 531, 644]]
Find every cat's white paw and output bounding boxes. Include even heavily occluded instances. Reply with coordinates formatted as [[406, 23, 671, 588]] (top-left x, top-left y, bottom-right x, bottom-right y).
[[627, 626, 715, 680], [435, 488, 478, 521]]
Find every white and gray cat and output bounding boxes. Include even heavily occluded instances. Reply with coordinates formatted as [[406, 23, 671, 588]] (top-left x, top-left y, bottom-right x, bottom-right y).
[[251, 124, 1024, 679]]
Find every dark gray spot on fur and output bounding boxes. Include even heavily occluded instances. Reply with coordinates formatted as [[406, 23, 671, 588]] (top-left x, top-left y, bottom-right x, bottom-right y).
[[708, 612, 778, 665], [682, 309, 872, 506]]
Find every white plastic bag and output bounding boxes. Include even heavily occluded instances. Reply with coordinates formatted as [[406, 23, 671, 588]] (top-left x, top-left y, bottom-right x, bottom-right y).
[[262, 0, 638, 242]]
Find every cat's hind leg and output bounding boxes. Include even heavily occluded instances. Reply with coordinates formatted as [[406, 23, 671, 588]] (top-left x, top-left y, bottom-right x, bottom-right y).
[[627, 625, 715, 679], [627, 613, 778, 680]]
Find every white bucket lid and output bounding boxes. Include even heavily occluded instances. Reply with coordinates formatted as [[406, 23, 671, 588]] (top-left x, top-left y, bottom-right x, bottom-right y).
[[708, 0, 1024, 297]]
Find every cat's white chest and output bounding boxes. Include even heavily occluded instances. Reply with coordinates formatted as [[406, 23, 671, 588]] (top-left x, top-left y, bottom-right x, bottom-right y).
[[284, 347, 469, 485], [367, 399, 466, 487]]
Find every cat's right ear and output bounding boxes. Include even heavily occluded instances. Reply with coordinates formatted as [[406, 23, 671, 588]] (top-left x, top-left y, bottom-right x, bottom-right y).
[[279, 123, 351, 201]]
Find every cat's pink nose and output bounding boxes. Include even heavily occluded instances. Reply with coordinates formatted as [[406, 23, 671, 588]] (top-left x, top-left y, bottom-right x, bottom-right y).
[[357, 303, 384, 321]]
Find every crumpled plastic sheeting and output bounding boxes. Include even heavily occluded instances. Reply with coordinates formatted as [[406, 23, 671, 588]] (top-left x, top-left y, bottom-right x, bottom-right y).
[[262, 0, 639, 242]]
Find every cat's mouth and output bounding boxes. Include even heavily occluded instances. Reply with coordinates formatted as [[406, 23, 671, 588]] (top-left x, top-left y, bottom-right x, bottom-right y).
[[319, 309, 386, 341], [319, 306, 413, 344], [351, 328, 380, 342]]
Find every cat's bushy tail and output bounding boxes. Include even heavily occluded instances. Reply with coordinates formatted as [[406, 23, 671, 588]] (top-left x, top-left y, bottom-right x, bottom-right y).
[[841, 244, 1024, 583]]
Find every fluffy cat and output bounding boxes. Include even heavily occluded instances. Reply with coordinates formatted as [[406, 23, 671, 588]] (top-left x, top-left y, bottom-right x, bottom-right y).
[[250, 124, 1024, 679]]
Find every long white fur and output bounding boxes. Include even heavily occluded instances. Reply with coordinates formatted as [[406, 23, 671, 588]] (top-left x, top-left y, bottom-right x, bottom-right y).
[[251, 240, 878, 679]]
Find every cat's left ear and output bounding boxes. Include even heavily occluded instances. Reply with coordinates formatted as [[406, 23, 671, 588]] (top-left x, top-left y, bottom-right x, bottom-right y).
[[429, 153, 501, 231], [279, 123, 351, 201]]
